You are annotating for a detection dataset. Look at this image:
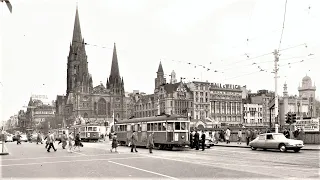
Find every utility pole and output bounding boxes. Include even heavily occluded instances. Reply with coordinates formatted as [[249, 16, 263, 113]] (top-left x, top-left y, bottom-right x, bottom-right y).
[[273, 49, 279, 133]]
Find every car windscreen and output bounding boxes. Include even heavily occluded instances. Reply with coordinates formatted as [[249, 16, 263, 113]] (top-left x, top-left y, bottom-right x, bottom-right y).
[[273, 134, 287, 140]]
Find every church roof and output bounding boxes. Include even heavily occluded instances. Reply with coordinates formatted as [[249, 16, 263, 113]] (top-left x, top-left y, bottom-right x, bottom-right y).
[[162, 82, 191, 93], [157, 62, 163, 73], [72, 6, 82, 45]]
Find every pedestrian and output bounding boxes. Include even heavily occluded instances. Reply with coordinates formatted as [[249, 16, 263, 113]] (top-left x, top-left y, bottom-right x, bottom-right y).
[[147, 132, 154, 153], [194, 130, 200, 150], [44, 132, 50, 149], [67, 132, 74, 153], [16, 133, 21, 145], [237, 129, 242, 144], [110, 133, 118, 153], [225, 128, 231, 144], [60, 131, 67, 149], [283, 128, 289, 139], [201, 130, 206, 151], [131, 130, 138, 153], [36, 131, 43, 144], [245, 129, 251, 146], [47, 132, 57, 152], [73, 132, 81, 152], [190, 131, 194, 149], [214, 130, 219, 144]]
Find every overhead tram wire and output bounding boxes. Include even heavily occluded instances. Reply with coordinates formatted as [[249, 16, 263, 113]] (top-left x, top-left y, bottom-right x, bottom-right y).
[[218, 55, 317, 82], [278, 0, 288, 51]]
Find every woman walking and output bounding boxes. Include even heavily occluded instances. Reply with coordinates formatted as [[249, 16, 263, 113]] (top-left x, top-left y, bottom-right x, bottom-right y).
[[73, 132, 81, 152], [67, 132, 74, 153], [110, 133, 118, 153]]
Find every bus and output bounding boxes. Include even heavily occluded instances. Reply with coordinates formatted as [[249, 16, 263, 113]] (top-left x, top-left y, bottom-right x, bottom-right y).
[[115, 114, 190, 150]]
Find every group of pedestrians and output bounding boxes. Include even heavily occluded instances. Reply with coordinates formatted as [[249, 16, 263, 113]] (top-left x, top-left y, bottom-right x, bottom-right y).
[[189, 130, 206, 151], [42, 131, 82, 153]]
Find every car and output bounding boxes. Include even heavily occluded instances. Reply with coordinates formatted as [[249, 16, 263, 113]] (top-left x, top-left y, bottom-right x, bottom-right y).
[[205, 138, 214, 148], [249, 133, 304, 152], [5, 134, 13, 142], [20, 134, 28, 142]]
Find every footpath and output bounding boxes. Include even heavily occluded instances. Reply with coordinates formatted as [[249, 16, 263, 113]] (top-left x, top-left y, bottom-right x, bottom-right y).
[[213, 142, 320, 151]]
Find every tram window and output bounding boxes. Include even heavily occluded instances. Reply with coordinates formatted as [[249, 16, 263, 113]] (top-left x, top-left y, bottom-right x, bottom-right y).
[[81, 127, 85, 131], [162, 123, 166, 131], [124, 125, 127, 132], [93, 127, 97, 131], [181, 122, 186, 130], [147, 123, 151, 131], [139, 124, 142, 131], [167, 122, 173, 131], [142, 123, 147, 131], [88, 127, 93, 131], [151, 123, 154, 131], [154, 123, 158, 131], [175, 122, 181, 130], [135, 124, 138, 132], [117, 126, 120, 132], [127, 125, 131, 131], [158, 123, 162, 131]]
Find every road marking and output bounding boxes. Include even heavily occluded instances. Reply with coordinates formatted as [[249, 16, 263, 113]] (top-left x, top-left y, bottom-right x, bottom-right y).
[[1, 156, 146, 167], [72, 151, 87, 156], [1, 153, 133, 161], [108, 160, 179, 180]]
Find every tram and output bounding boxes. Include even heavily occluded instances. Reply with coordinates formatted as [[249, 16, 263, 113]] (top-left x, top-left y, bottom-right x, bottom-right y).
[[71, 124, 106, 142], [115, 114, 190, 150]]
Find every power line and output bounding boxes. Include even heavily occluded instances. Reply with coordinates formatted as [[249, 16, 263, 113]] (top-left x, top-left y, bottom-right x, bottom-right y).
[[278, 0, 288, 50]]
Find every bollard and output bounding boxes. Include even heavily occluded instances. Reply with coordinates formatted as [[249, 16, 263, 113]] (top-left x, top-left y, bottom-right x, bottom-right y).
[[0, 134, 9, 155]]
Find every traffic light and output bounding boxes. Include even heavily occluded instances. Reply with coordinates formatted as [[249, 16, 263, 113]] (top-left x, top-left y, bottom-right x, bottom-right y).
[[285, 113, 291, 124], [291, 113, 297, 123]]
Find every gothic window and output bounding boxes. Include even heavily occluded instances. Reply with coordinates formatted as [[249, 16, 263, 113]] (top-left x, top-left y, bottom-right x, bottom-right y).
[[98, 98, 107, 115]]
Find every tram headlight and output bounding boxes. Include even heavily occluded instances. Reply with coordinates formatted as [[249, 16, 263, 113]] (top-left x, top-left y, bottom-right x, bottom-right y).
[[181, 135, 185, 139]]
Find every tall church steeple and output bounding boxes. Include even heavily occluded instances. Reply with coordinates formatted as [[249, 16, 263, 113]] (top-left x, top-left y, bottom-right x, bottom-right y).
[[107, 43, 124, 95], [66, 6, 92, 95], [154, 61, 166, 92]]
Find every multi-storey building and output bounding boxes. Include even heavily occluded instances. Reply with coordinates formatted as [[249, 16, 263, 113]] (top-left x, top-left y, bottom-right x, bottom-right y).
[[55, 8, 127, 128], [243, 103, 263, 126], [248, 90, 274, 126], [209, 83, 243, 126], [187, 81, 211, 120]]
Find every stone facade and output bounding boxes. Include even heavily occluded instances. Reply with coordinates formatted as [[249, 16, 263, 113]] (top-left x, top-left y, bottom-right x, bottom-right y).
[[56, 8, 126, 127]]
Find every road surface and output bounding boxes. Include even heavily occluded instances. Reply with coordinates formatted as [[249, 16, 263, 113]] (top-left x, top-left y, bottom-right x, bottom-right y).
[[1, 141, 319, 179]]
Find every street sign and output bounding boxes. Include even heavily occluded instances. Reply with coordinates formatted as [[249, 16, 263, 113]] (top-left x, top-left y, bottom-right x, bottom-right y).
[[295, 118, 319, 132]]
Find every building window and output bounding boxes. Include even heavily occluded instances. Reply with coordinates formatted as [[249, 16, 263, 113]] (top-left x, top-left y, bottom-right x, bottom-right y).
[[170, 101, 173, 107], [222, 102, 226, 114], [98, 98, 107, 115]]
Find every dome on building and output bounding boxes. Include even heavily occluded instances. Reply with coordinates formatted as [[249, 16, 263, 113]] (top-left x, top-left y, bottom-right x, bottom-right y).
[[301, 75, 312, 89], [302, 75, 311, 82]]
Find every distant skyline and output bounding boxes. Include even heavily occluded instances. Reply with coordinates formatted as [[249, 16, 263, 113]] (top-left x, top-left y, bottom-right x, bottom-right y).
[[1, 0, 319, 121]]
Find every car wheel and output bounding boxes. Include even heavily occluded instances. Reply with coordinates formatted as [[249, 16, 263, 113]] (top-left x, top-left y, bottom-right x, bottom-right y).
[[294, 148, 301, 153], [251, 146, 257, 150], [279, 144, 287, 152]]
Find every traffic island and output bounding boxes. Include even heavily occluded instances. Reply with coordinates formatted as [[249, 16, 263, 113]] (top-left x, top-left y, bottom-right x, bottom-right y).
[[0, 140, 9, 155], [0, 152, 9, 155]]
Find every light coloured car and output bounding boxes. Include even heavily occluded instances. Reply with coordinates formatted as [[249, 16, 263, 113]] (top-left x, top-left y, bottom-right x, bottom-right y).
[[249, 133, 304, 152], [205, 138, 214, 148], [5, 134, 13, 142], [20, 134, 28, 142]]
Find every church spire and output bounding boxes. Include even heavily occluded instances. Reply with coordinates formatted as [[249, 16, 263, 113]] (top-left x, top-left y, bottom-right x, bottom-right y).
[[110, 43, 120, 78], [157, 61, 163, 73], [72, 6, 82, 45]]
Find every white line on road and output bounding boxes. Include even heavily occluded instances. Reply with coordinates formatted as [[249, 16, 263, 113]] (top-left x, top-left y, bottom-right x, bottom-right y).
[[108, 160, 179, 180], [72, 151, 87, 156], [1, 152, 134, 161], [1, 156, 146, 167]]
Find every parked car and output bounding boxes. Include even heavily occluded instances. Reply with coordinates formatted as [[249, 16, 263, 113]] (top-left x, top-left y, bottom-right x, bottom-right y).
[[5, 134, 13, 142], [249, 133, 304, 152]]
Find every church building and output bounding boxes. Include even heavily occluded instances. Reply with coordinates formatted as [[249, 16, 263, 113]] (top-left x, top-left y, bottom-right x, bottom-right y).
[[55, 7, 126, 127]]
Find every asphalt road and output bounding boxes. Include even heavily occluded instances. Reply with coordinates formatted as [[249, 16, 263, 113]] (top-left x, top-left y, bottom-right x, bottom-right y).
[[1, 141, 319, 179]]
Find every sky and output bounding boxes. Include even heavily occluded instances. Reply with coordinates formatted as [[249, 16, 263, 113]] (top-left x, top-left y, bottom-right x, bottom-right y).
[[1, 0, 319, 122]]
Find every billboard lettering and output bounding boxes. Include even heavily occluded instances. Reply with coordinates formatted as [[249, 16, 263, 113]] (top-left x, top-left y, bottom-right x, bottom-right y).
[[295, 118, 319, 132]]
